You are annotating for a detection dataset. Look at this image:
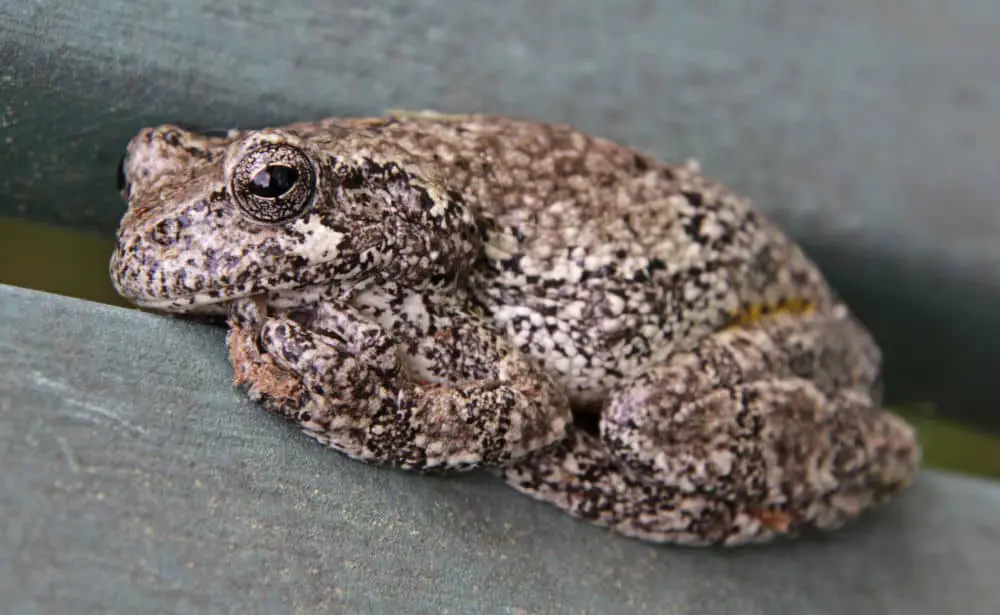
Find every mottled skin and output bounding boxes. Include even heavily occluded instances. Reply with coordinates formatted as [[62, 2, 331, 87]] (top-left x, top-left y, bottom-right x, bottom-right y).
[[111, 111, 920, 546]]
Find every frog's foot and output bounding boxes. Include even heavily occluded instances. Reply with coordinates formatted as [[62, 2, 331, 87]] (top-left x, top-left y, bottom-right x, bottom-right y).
[[226, 298, 571, 471], [500, 309, 921, 546]]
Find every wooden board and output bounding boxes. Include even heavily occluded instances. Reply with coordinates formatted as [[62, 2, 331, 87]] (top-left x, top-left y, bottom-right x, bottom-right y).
[[2, 283, 999, 613]]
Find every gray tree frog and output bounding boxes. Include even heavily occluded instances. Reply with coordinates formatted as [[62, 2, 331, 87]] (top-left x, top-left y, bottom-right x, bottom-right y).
[[110, 111, 920, 546]]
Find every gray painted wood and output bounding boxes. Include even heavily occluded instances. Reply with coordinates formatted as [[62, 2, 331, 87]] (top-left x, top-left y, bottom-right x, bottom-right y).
[[3, 0, 997, 250], [2, 283, 999, 614], [2, 0, 999, 431]]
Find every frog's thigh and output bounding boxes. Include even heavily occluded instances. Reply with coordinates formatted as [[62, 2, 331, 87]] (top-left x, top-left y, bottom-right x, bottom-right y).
[[502, 310, 921, 546], [603, 307, 890, 474]]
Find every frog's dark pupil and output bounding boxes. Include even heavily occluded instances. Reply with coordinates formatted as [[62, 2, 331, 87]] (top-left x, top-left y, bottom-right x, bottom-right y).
[[249, 165, 298, 198]]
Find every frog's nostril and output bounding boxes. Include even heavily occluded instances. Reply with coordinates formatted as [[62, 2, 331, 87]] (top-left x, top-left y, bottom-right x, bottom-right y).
[[116, 153, 128, 193]]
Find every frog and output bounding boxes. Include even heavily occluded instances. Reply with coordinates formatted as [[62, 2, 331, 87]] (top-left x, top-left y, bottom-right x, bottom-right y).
[[110, 110, 920, 547]]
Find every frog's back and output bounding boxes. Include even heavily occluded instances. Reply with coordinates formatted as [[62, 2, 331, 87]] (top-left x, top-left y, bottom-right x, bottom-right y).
[[308, 112, 686, 233], [296, 113, 836, 400]]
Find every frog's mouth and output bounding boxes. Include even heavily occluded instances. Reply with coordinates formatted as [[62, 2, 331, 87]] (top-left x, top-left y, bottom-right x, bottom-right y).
[[110, 243, 355, 324], [109, 224, 357, 317]]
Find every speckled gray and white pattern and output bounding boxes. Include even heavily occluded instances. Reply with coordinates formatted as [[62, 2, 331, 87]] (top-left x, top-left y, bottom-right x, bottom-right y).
[[110, 110, 920, 546]]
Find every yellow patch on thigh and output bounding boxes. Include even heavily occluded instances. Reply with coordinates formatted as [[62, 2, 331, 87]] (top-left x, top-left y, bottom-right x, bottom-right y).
[[725, 297, 816, 329]]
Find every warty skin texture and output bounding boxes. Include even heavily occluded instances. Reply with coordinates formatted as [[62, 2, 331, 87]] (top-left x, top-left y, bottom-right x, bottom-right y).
[[111, 111, 920, 546]]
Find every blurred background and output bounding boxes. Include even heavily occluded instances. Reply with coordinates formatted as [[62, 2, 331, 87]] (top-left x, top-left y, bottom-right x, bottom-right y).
[[2, 0, 998, 476]]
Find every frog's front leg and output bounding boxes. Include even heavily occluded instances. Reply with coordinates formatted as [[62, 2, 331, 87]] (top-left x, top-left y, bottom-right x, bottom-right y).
[[226, 297, 572, 471], [501, 307, 921, 546]]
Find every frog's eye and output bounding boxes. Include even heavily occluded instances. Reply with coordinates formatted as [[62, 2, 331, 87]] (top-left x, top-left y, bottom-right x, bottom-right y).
[[230, 143, 317, 224]]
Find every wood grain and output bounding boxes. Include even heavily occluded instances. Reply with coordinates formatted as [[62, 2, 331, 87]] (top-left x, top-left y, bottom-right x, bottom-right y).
[[2, 283, 1000, 613]]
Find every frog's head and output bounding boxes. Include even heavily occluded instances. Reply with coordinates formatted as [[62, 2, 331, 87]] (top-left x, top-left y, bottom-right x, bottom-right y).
[[110, 123, 481, 315]]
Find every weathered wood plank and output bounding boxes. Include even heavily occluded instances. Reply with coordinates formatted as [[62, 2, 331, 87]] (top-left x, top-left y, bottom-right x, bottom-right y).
[[2, 284, 999, 614]]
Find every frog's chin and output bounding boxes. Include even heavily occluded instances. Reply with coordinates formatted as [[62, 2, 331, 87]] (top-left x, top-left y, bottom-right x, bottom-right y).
[[129, 290, 249, 317], [131, 284, 327, 319]]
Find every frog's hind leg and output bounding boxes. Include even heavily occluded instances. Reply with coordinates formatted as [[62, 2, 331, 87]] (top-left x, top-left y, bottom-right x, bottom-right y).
[[500, 306, 921, 546]]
